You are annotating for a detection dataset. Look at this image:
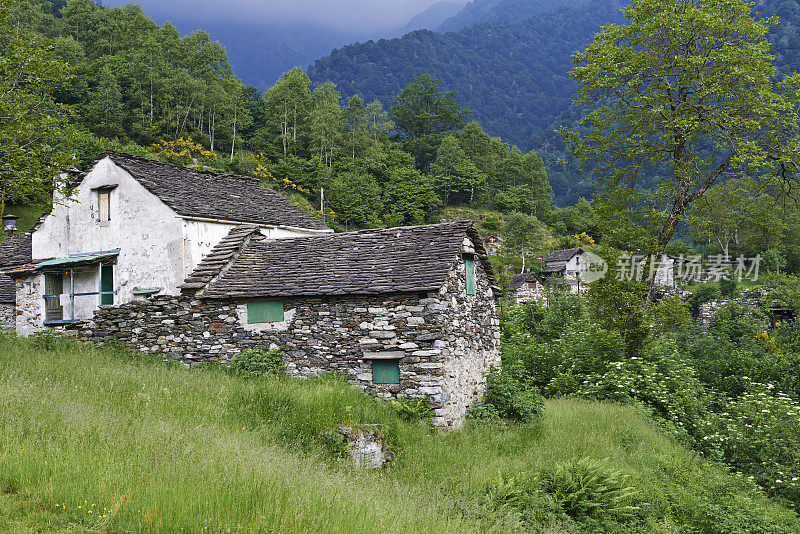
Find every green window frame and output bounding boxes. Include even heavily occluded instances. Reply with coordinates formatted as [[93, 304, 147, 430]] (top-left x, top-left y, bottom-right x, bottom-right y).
[[372, 359, 400, 384], [247, 300, 284, 323], [465, 259, 476, 295]]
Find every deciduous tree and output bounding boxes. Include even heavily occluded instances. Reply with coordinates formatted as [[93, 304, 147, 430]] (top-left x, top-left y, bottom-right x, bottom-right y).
[[561, 0, 800, 253]]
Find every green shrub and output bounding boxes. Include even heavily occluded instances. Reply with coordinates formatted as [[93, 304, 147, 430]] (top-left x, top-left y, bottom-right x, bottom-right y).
[[29, 330, 73, 351], [720, 276, 738, 297], [688, 284, 721, 317], [471, 364, 543, 423], [391, 394, 433, 422], [542, 457, 640, 522], [318, 428, 351, 459], [228, 348, 286, 379], [701, 383, 800, 511], [482, 213, 502, 231], [573, 337, 709, 441]]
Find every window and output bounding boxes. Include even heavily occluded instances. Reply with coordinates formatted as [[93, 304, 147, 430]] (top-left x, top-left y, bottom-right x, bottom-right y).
[[247, 301, 284, 323], [465, 259, 476, 295], [98, 190, 110, 223], [100, 265, 114, 305], [372, 359, 400, 384], [43, 272, 63, 321]]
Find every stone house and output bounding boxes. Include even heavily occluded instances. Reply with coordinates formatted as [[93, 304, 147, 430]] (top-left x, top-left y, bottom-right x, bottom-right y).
[[0, 234, 32, 330], [4, 152, 331, 335], [75, 222, 501, 428], [542, 247, 586, 292], [509, 270, 546, 304]]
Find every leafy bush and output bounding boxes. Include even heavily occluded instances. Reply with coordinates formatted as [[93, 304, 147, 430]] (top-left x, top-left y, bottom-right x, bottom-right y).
[[574, 338, 708, 441], [318, 428, 351, 459], [700, 383, 800, 511], [391, 394, 434, 422], [228, 348, 286, 379], [720, 276, 738, 297], [29, 330, 73, 351], [488, 458, 641, 530], [688, 284, 721, 317], [541, 457, 640, 522], [471, 364, 543, 423]]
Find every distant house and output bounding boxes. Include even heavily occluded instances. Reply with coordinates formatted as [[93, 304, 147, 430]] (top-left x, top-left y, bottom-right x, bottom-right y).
[[541, 247, 586, 292], [482, 234, 502, 254], [508, 270, 546, 303], [0, 234, 32, 330], [76, 222, 501, 428], [4, 152, 331, 335]]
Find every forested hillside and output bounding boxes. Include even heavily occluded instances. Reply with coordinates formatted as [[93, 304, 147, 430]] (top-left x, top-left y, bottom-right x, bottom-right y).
[[436, 0, 579, 32], [309, 0, 800, 204]]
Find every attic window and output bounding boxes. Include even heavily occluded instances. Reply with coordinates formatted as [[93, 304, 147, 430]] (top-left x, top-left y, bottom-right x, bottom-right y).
[[97, 190, 110, 223]]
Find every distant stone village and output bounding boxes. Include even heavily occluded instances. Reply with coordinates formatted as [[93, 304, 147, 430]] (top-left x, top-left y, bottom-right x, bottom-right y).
[[0, 153, 791, 427]]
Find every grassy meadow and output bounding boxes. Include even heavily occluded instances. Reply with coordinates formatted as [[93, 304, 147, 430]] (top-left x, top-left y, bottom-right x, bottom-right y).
[[0, 335, 798, 533]]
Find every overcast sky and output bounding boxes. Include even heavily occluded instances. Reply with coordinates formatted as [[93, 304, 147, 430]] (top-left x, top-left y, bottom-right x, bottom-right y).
[[103, 0, 466, 32]]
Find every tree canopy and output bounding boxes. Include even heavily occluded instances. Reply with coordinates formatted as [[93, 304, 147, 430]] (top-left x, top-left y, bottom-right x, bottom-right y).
[[561, 0, 800, 252]]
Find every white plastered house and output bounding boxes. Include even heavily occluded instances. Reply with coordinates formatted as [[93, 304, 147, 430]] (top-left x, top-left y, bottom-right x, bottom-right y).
[[5, 152, 331, 335]]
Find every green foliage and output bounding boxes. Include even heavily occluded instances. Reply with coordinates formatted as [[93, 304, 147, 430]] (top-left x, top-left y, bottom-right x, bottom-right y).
[[688, 283, 721, 318], [763, 250, 790, 274], [390, 74, 471, 139], [0, 0, 78, 215], [228, 348, 286, 379], [500, 211, 547, 270], [470, 364, 544, 423], [702, 383, 800, 511], [391, 394, 434, 422], [318, 428, 351, 459], [542, 457, 640, 523], [562, 0, 800, 251], [720, 276, 738, 298]]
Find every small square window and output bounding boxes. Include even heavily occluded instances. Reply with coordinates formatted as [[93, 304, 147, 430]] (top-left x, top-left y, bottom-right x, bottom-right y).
[[247, 301, 284, 323], [372, 359, 400, 384], [98, 190, 110, 223]]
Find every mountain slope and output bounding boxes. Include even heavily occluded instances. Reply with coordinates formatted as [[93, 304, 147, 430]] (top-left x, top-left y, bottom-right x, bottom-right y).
[[436, 0, 577, 32], [392, 1, 465, 37], [309, 0, 626, 150]]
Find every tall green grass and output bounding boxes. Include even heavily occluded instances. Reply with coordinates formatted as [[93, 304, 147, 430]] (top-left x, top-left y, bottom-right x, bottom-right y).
[[0, 336, 797, 533]]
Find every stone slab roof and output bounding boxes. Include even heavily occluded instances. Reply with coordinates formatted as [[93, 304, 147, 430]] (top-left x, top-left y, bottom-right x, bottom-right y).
[[0, 234, 32, 267], [183, 222, 495, 298], [510, 271, 543, 289], [545, 248, 583, 264], [0, 234, 32, 303], [84, 152, 330, 231]]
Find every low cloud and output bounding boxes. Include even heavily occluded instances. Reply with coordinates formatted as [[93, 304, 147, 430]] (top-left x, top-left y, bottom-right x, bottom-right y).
[[102, 0, 463, 32]]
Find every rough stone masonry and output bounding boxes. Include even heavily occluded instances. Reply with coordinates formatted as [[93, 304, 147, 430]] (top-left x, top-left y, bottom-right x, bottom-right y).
[[72, 223, 501, 428]]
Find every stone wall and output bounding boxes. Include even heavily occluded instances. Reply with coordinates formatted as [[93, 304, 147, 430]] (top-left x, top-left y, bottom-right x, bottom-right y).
[[0, 303, 13, 330], [698, 288, 771, 326], [15, 276, 44, 336], [70, 261, 500, 428]]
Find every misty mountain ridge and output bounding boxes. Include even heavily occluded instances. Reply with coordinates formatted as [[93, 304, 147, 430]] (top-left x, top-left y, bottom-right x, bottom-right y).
[[391, 1, 465, 37]]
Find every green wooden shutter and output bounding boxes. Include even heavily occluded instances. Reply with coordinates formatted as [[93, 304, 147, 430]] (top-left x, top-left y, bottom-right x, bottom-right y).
[[100, 265, 114, 305], [465, 259, 476, 295], [247, 301, 284, 323], [372, 359, 400, 384]]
